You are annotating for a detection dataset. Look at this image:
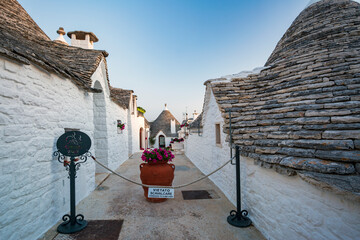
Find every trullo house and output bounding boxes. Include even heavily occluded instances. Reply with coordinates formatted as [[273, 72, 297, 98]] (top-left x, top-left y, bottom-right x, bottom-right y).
[[185, 0, 360, 239], [150, 104, 180, 148], [0, 0, 146, 239]]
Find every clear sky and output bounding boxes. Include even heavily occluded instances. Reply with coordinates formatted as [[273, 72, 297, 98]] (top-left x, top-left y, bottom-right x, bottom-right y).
[[18, 0, 357, 122]]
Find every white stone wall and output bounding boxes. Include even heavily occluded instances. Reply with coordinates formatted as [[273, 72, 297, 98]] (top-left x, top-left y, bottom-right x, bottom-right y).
[[90, 60, 129, 172], [185, 84, 360, 240], [241, 156, 360, 240], [127, 111, 145, 155], [0, 57, 129, 240], [184, 86, 235, 203], [126, 95, 145, 155], [106, 100, 129, 170], [165, 137, 172, 148]]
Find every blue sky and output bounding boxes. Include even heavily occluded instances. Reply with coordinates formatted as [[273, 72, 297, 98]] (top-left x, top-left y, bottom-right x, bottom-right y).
[[19, 0, 333, 121]]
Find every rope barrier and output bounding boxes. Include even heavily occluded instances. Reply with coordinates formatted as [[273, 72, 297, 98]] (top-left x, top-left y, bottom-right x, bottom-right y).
[[91, 156, 231, 189]]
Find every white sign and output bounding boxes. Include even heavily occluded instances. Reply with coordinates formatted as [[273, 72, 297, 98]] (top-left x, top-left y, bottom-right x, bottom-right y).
[[148, 188, 174, 198]]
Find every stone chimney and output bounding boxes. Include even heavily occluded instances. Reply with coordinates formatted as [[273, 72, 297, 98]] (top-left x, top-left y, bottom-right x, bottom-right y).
[[67, 31, 98, 49], [54, 27, 68, 45], [164, 104, 168, 110], [193, 110, 199, 120], [171, 119, 176, 134]]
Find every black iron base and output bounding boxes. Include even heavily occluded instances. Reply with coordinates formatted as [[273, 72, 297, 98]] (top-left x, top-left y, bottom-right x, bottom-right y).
[[227, 210, 252, 228], [57, 219, 88, 234]]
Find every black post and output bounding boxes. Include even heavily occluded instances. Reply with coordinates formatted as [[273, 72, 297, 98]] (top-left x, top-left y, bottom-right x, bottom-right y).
[[235, 147, 241, 214], [227, 146, 252, 227], [70, 158, 76, 225], [57, 157, 88, 234], [229, 110, 233, 160]]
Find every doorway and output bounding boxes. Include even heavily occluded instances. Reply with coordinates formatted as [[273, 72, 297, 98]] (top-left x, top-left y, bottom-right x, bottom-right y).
[[159, 135, 165, 148], [139, 127, 144, 150]]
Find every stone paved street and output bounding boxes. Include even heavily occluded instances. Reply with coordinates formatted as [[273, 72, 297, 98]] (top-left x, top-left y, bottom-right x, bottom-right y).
[[40, 153, 264, 240]]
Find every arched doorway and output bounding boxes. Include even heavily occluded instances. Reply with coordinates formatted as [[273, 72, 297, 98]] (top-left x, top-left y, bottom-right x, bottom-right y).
[[158, 135, 165, 148], [93, 81, 108, 173], [139, 127, 144, 150]]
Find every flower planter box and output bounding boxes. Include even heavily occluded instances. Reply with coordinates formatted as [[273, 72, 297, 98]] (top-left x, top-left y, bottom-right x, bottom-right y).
[[171, 142, 184, 150]]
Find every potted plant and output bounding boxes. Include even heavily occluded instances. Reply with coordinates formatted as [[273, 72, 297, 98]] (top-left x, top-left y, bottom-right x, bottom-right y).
[[172, 138, 184, 142], [171, 138, 184, 150], [117, 120, 125, 133], [139, 148, 175, 203], [137, 106, 146, 117]]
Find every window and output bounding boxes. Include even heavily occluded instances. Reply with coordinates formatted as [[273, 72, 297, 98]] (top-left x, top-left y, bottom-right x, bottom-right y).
[[215, 123, 221, 145]]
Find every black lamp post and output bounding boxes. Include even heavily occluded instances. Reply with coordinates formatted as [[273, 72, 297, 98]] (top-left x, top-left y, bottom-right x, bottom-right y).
[[53, 131, 92, 234]]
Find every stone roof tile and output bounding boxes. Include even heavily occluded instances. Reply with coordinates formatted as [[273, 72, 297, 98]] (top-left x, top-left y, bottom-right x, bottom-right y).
[[110, 87, 133, 109]]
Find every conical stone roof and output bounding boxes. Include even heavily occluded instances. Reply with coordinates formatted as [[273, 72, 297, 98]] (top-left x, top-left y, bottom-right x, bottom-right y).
[[150, 110, 180, 138], [209, 0, 360, 176], [266, 0, 360, 66]]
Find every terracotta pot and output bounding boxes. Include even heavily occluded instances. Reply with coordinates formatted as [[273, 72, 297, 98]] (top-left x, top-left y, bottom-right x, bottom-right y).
[[139, 162, 175, 203]]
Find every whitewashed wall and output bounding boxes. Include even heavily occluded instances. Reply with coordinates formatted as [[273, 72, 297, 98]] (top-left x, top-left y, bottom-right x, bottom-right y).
[[184, 86, 235, 203], [134, 114, 145, 152], [91, 60, 129, 171], [127, 112, 145, 155], [0, 57, 129, 240], [241, 156, 360, 240], [185, 84, 360, 240], [126, 95, 146, 155], [106, 100, 129, 170]]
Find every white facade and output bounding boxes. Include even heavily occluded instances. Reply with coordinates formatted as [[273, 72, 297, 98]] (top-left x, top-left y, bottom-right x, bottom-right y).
[[0, 56, 142, 240], [185, 84, 360, 240], [127, 95, 146, 155], [184, 85, 235, 203], [240, 156, 360, 240], [153, 130, 172, 149]]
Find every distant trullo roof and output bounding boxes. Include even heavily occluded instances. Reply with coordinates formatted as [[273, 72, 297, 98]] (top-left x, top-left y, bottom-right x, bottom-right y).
[[150, 110, 180, 138], [189, 112, 203, 129], [0, 0, 109, 92], [209, 0, 360, 179], [110, 87, 133, 109]]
